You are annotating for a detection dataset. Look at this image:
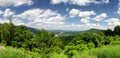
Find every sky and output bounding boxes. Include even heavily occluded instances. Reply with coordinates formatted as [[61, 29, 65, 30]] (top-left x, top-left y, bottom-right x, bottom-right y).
[[0, 0, 120, 30]]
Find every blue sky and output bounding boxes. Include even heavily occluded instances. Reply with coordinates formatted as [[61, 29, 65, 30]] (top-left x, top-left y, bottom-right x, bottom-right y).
[[0, 0, 120, 30]]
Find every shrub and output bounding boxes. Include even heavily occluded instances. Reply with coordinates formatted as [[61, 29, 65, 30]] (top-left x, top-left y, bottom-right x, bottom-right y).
[[27, 51, 41, 58], [49, 52, 68, 58], [0, 47, 26, 58]]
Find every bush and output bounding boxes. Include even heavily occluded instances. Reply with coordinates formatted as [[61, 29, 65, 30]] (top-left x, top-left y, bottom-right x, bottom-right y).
[[49, 52, 68, 58], [0, 47, 26, 58], [27, 51, 41, 58]]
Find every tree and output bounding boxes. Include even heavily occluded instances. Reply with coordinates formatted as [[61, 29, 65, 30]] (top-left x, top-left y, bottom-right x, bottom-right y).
[[12, 25, 34, 50], [104, 29, 113, 36], [113, 25, 120, 36], [0, 23, 14, 45], [34, 29, 63, 51]]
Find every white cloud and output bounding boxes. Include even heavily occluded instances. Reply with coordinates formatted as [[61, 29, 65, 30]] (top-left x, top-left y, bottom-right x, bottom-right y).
[[80, 23, 107, 30], [78, 10, 96, 24], [93, 13, 107, 21], [70, 0, 93, 6], [80, 19, 89, 24], [3, 9, 14, 17], [0, 0, 33, 7], [17, 9, 44, 21], [70, 0, 109, 6], [69, 9, 96, 18], [50, 0, 109, 6], [39, 9, 58, 17], [12, 18, 25, 25], [79, 11, 96, 17], [105, 18, 120, 26], [0, 8, 65, 27], [69, 8, 80, 18], [15, 8, 66, 29], [50, 0, 68, 4], [0, 18, 9, 24], [69, 9, 98, 27], [0, 8, 113, 31], [80, 17, 90, 23], [117, 8, 120, 14]]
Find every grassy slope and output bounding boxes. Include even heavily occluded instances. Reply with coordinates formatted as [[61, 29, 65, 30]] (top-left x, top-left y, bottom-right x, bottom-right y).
[[74, 45, 120, 58], [1, 45, 120, 58]]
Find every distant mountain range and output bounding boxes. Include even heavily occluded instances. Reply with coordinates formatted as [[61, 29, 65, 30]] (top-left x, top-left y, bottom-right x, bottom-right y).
[[48, 28, 105, 36], [80, 28, 105, 33], [27, 27, 105, 35]]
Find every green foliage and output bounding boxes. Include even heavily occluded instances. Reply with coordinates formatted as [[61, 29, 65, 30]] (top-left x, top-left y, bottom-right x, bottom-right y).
[[34, 29, 63, 51], [27, 51, 41, 58], [0, 23, 14, 45], [0, 47, 26, 58], [104, 25, 120, 36], [1, 23, 120, 58], [72, 52, 97, 58], [110, 41, 120, 45], [113, 25, 120, 36], [64, 44, 89, 58], [90, 45, 120, 58], [104, 29, 113, 36], [49, 52, 68, 58], [42, 46, 64, 58], [71, 33, 106, 48], [12, 25, 34, 50]]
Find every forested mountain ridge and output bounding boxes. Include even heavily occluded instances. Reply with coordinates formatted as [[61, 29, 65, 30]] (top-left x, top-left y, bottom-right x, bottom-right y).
[[27, 27, 104, 35]]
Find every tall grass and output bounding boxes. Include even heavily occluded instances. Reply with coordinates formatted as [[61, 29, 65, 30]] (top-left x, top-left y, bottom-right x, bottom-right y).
[[90, 45, 120, 58], [73, 45, 120, 58], [0, 47, 26, 58], [1, 45, 120, 58]]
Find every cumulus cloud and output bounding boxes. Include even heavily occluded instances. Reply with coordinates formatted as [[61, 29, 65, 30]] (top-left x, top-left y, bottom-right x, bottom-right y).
[[0, 8, 113, 30], [39, 9, 58, 17], [105, 18, 120, 26], [69, 8, 80, 18], [93, 13, 107, 21], [69, 8, 96, 18], [51, 0, 109, 6], [69, 8, 97, 24], [3, 9, 14, 17], [15, 8, 66, 30], [79, 11, 96, 17], [117, 8, 120, 14], [70, 0, 109, 6], [80, 17, 90, 23], [12, 18, 25, 25], [0, 8, 66, 27], [0, 0, 33, 7], [0, 18, 9, 24], [50, 0, 68, 4], [80, 23, 107, 30], [17, 9, 45, 21]]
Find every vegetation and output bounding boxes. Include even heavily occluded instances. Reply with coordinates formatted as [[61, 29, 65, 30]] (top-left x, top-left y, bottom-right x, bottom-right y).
[[90, 45, 120, 58], [0, 47, 26, 58], [1, 23, 120, 58]]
